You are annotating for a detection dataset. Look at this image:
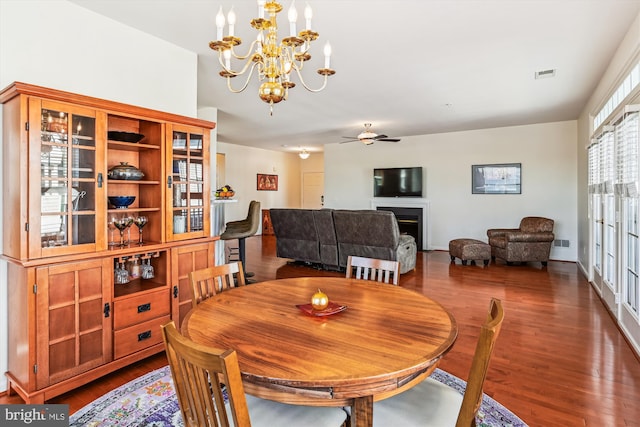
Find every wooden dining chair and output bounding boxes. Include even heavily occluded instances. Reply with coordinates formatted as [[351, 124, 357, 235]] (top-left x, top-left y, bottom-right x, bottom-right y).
[[161, 321, 348, 427], [346, 255, 400, 285], [188, 261, 246, 308], [371, 298, 504, 426]]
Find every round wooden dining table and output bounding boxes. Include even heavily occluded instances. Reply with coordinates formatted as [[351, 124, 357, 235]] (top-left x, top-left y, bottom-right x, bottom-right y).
[[182, 276, 458, 427]]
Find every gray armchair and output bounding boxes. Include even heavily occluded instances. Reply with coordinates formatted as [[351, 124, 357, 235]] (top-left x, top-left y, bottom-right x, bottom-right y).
[[487, 216, 554, 266]]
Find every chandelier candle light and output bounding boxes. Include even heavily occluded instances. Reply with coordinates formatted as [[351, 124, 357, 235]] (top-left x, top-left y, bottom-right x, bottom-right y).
[[210, 0, 335, 114]]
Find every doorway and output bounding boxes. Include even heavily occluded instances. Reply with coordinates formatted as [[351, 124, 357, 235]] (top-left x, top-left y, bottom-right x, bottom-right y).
[[302, 172, 324, 209]]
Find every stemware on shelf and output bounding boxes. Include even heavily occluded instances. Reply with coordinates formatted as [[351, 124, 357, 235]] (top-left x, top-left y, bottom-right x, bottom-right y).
[[134, 216, 148, 244], [114, 258, 130, 284], [113, 215, 133, 247], [141, 257, 155, 279], [108, 215, 119, 246]]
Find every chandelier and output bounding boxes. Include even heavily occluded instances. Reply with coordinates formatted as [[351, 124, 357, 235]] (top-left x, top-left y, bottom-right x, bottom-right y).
[[209, 0, 335, 114], [299, 148, 310, 159]]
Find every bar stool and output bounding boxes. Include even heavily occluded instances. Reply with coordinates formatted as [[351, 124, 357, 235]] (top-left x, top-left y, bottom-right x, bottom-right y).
[[220, 200, 261, 282]]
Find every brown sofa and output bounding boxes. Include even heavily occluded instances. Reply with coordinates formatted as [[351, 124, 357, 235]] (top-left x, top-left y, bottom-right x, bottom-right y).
[[269, 208, 417, 274], [486, 216, 555, 266]]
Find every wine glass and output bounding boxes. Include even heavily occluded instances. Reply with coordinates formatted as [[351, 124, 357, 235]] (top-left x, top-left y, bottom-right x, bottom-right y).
[[134, 216, 148, 245], [108, 214, 120, 246], [141, 257, 155, 279], [114, 259, 130, 284], [113, 215, 133, 247]]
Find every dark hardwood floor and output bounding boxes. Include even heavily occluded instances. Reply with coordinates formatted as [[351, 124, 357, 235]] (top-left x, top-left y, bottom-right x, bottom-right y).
[[2, 235, 640, 426]]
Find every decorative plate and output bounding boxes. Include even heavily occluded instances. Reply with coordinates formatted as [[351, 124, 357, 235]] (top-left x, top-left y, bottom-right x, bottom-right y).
[[296, 302, 347, 317]]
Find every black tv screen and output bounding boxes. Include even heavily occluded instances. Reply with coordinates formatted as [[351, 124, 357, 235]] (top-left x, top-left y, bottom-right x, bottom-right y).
[[373, 167, 423, 197]]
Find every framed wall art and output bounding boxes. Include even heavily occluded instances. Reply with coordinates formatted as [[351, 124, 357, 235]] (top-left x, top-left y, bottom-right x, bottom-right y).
[[257, 173, 278, 191], [472, 163, 521, 194]]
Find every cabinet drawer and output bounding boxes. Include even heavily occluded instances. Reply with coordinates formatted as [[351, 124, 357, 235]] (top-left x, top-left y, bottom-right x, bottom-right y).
[[114, 289, 170, 330], [114, 315, 170, 359]]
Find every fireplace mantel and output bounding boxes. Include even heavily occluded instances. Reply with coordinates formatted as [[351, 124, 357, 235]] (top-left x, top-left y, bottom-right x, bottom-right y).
[[370, 198, 430, 250]]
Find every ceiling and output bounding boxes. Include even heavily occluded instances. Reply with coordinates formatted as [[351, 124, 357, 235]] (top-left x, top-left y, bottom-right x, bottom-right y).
[[69, 0, 640, 154]]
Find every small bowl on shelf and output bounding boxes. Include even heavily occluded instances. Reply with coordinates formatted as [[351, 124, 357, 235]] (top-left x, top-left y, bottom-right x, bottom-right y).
[[108, 195, 136, 209]]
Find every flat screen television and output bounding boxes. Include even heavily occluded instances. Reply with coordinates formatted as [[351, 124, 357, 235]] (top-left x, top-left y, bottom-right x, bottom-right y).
[[373, 167, 423, 197]]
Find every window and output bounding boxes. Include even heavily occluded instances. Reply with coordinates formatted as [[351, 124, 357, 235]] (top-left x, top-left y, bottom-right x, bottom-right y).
[[594, 63, 640, 130]]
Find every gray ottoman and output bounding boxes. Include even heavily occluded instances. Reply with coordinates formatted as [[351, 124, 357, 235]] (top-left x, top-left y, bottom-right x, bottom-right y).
[[449, 238, 491, 266]]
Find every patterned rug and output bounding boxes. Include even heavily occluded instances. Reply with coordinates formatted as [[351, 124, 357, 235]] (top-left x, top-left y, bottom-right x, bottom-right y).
[[69, 366, 527, 426]]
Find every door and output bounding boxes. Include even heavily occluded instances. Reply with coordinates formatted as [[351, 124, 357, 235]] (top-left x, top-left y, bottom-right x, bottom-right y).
[[302, 172, 324, 209], [30, 99, 107, 258], [35, 258, 112, 388], [171, 241, 215, 328], [166, 124, 210, 241]]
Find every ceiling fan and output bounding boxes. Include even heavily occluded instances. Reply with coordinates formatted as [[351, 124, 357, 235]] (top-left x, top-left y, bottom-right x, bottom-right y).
[[340, 123, 401, 145]]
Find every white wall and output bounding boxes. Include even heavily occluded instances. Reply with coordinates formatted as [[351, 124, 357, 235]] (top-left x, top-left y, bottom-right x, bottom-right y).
[[0, 0, 197, 117], [0, 0, 199, 393], [324, 121, 578, 260], [216, 142, 303, 227], [300, 152, 325, 175]]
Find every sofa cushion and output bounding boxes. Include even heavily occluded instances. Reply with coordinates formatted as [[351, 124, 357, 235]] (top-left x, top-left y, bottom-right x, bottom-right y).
[[519, 216, 554, 233], [269, 209, 321, 264], [312, 209, 339, 268], [333, 210, 400, 247]]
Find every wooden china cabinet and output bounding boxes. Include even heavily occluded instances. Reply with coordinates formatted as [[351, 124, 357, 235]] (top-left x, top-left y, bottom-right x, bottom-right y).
[[0, 82, 217, 403]]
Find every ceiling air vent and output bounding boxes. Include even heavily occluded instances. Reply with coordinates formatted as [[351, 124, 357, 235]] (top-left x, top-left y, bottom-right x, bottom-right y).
[[534, 69, 556, 79]]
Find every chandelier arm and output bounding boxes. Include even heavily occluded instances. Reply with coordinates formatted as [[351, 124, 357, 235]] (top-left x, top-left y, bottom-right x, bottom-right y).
[[290, 58, 305, 72], [228, 39, 262, 61], [218, 51, 263, 77], [226, 62, 261, 93], [292, 68, 329, 93]]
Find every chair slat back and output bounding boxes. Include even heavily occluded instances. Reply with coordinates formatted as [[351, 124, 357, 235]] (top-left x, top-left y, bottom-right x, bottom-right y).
[[346, 256, 400, 285], [189, 262, 246, 308], [456, 298, 505, 427], [161, 321, 252, 427]]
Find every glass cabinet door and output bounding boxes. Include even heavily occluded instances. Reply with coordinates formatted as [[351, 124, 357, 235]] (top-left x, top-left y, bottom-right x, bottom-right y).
[[168, 125, 209, 240], [34, 100, 104, 256]]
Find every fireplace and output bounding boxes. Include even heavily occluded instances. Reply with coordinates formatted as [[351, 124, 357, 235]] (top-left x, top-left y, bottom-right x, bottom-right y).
[[371, 199, 430, 250]]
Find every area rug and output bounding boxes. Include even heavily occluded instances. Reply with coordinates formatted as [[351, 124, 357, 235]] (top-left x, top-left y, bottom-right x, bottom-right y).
[[69, 366, 527, 426]]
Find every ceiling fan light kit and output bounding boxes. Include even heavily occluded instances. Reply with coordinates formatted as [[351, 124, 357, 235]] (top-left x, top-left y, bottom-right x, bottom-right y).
[[341, 123, 401, 145], [210, 0, 336, 115]]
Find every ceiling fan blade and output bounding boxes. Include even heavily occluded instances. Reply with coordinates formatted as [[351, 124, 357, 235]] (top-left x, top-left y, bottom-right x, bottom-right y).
[[339, 139, 359, 144], [374, 134, 388, 139], [377, 137, 401, 142]]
